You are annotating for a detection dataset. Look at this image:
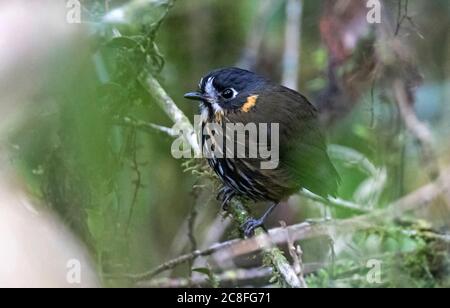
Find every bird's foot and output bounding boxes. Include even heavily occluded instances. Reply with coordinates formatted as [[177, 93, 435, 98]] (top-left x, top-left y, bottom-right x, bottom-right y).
[[217, 186, 235, 211], [241, 217, 267, 238], [241, 203, 278, 237]]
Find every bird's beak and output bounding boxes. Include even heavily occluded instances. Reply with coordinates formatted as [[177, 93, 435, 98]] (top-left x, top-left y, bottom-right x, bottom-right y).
[[184, 92, 208, 102]]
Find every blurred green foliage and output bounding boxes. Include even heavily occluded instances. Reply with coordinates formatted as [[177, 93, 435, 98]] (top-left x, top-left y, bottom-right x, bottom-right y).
[[7, 0, 450, 287]]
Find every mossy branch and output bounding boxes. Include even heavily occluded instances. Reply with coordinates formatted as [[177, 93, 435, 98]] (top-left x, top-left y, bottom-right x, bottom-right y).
[[144, 75, 201, 156], [104, 166, 450, 285], [227, 199, 303, 288]]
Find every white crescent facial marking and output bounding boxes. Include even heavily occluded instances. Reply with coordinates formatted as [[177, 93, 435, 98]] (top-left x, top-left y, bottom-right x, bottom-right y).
[[201, 77, 224, 117], [204, 77, 218, 99], [212, 102, 223, 115], [200, 103, 209, 123]]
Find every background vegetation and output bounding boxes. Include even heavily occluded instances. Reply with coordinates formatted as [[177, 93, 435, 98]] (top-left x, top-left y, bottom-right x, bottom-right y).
[[2, 0, 450, 287]]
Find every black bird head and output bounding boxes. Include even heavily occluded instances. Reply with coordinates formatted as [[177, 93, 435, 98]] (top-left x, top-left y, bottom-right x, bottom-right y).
[[184, 67, 271, 116]]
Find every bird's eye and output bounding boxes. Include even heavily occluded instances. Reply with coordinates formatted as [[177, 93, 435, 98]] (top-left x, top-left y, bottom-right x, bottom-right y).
[[221, 88, 235, 99]]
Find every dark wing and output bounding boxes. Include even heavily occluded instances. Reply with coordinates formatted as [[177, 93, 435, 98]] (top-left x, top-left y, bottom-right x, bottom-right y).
[[227, 85, 340, 198], [277, 87, 340, 197]]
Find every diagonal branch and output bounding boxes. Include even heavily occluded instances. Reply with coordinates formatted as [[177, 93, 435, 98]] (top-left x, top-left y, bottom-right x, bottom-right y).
[[300, 189, 369, 214], [118, 116, 180, 137], [144, 75, 201, 156], [113, 166, 450, 283], [394, 79, 440, 181]]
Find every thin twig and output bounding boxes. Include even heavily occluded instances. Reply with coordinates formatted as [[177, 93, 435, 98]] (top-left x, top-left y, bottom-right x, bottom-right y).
[[395, 0, 405, 36], [187, 204, 198, 253], [137, 267, 273, 288], [109, 239, 241, 281], [167, 187, 215, 263], [116, 117, 179, 137], [126, 128, 143, 234], [137, 264, 324, 288], [144, 75, 201, 156], [282, 221, 308, 288], [300, 189, 369, 214], [394, 79, 440, 180], [394, 0, 424, 39]]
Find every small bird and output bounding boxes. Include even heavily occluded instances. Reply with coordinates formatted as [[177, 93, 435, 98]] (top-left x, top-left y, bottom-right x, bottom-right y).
[[185, 67, 339, 236]]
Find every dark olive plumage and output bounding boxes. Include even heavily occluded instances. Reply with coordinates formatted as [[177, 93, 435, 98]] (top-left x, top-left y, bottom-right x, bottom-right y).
[[185, 67, 339, 235]]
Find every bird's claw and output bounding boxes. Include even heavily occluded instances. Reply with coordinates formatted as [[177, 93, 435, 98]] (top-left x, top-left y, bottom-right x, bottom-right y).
[[241, 218, 267, 238], [217, 186, 235, 211]]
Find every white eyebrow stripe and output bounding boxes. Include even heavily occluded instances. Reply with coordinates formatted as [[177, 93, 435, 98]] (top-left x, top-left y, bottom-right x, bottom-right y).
[[204, 77, 218, 97], [198, 77, 203, 89]]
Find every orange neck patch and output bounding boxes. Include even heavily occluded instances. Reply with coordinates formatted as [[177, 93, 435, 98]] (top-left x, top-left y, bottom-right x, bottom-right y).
[[241, 95, 258, 112]]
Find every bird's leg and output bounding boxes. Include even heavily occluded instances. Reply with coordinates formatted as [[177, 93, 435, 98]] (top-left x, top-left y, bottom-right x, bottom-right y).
[[217, 186, 235, 211], [241, 202, 278, 238]]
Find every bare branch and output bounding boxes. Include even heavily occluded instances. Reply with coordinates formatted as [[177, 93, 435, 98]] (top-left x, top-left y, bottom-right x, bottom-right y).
[[395, 0, 424, 39], [145, 75, 201, 156], [300, 189, 369, 214], [137, 263, 324, 288], [146, 123, 178, 137], [394, 79, 440, 180], [282, 221, 308, 288], [125, 128, 142, 234], [109, 239, 240, 281], [137, 267, 272, 288], [116, 117, 179, 137]]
